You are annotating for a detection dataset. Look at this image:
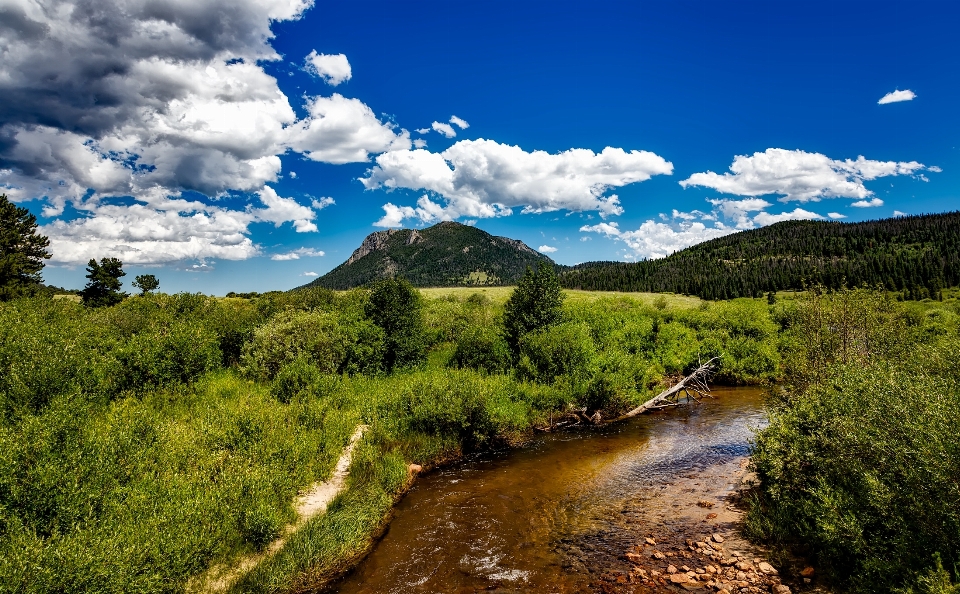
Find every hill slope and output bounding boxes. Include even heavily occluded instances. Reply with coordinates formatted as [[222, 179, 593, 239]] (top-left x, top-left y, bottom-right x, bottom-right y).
[[301, 221, 554, 289], [560, 212, 960, 300]]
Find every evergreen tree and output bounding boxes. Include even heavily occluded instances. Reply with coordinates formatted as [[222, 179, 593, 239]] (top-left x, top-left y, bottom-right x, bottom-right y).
[[366, 277, 426, 371], [503, 262, 564, 355], [133, 274, 160, 295], [0, 194, 51, 301], [79, 258, 128, 307]]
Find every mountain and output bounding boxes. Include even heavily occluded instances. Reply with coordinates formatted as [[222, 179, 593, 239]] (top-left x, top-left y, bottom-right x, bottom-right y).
[[559, 212, 960, 300], [300, 221, 554, 289]]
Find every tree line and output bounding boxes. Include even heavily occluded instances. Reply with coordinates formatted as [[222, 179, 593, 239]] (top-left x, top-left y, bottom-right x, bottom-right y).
[[560, 212, 960, 300]]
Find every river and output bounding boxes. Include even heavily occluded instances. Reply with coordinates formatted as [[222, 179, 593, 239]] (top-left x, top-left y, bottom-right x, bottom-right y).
[[333, 386, 767, 593]]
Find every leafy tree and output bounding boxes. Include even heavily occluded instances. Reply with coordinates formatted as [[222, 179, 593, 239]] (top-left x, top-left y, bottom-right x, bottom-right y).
[[0, 194, 51, 300], [132, 274, 160, 295], [79, 257, 127, 307], [366, 277, 426, 371], [503, 262, 564, 355]]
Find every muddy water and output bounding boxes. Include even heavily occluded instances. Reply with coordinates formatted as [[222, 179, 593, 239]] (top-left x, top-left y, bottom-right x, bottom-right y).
[[334, 387, 766, 593]]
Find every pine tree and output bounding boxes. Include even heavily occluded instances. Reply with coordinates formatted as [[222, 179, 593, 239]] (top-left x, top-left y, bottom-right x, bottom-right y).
[[0, 194, 51, 300], [79, 258, 128, 307]]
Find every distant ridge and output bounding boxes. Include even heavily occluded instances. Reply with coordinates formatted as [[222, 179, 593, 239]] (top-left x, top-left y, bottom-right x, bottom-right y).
[[299, 221, 554, 290], [560, 212, 960, 300]]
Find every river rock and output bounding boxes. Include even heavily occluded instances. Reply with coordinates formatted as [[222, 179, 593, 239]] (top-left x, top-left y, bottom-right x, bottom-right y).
[[667, 564, 678, 574], [669, 573, 691, 584], [758, 561, 778, 575], [408, 463, 423, 473], [717, 590, 731, 594], [652, 551, 666, 560], [645, 537, 656, 545], [800, 566, 815, 577], [625, 552, 643, 563], [735, 561, 753, 571], [712, 533, 725, 543], [772, 585, 791, 594]]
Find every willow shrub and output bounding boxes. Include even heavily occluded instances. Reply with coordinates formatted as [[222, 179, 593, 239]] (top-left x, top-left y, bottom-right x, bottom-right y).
[[747, 291, 960, 592]]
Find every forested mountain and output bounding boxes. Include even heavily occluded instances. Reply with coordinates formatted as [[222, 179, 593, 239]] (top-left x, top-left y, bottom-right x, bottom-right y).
[[560, 212, 960, 300], [300, 221, 553, 289]]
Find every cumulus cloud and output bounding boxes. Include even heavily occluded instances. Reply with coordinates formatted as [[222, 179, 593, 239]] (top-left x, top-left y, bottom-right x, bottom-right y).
[[39, 187, 322, 264], [413, 138, 427, 149], [449, 115, 469, 129], [878, 89, 916, 104], [680, 148, 928, 203], [0, 0, 411, 265], [893, 210, 907, 216], [287, 94, 410, 164], [582, 197, 828, 259], [851, 198, 884, 208], [362, 140, 673, 226], [301, 271, 318, 276], [828, 212, 847, 219], [271, 247, 325, 261], [312, 197, 335, 209], [431, 121, 457, 138], [304, 51, 352, 85], [538, 245, 557, 253]]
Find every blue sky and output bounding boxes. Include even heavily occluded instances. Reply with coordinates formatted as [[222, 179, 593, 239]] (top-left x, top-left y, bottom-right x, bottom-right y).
[[2, 0, 957, 294]]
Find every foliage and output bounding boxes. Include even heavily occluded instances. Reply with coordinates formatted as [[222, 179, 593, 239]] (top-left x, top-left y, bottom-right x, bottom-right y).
[[366, 278, 426, 371], [747, 289, 960, 592], [503, 262, 564, 355], [0, 194, 50, 301], [79, 257, 128, 308], [242, 309, 384, 380], [450, 325, 512, 374], [132, 274, 160, 295], [561, 212, 960, 300]]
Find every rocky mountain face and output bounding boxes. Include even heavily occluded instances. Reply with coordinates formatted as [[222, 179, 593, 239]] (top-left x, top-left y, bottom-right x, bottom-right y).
[[300, 221, 555, 290]]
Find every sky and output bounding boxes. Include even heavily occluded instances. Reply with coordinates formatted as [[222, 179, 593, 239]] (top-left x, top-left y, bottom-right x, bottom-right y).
[[1, 0, 958, 294]]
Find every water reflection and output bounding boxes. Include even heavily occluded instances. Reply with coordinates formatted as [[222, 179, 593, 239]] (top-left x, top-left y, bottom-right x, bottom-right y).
[[333, 387, 766, 593]]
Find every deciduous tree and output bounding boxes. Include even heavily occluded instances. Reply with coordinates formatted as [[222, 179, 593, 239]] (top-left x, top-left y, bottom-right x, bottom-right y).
[[503, 262, 564, 355]]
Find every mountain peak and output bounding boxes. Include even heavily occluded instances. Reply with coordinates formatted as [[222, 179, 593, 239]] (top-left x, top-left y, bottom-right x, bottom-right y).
[[301, 222, 554, 290]]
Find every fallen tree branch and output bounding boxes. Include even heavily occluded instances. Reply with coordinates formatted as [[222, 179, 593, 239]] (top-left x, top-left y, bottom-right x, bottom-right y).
[[612, 357, 720, 422]]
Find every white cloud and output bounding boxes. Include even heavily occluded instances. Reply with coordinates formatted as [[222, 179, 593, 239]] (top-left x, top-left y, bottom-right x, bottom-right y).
[[362, 140, 673, 226], [893, 210, 907, 216], [413, 138, 428, 149], [0, 0, 419, 265], [432, 121, 457, 138], [304, 51, 352, 86], [301, 271, 318, 276], [851, 198, 884, 208], [416, 128, 431, 134], [827, 212, 847, 219], [289, 171, 297, 178], [287, 94, 410, 164], [680, 148, 927, 202], [878, 89, 916, 104], [929, 166, 943, 173], [581, 221, 733, 260], [254, 187, 318, 232], [312, 197, 335, 209], [449, 115, 470, 129], [580, 236, 591, 242], [271, 247, 325, 261], [538, 245, 557, 253], [581, 197, 827, 259]]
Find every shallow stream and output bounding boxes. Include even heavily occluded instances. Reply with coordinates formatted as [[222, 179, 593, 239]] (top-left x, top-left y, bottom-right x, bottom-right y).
[[333, 386, 766, 593]]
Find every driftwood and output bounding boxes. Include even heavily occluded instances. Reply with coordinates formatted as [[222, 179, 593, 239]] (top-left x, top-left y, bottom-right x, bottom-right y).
[[536, 357, 720, 430], [613, 357, 720, 422]]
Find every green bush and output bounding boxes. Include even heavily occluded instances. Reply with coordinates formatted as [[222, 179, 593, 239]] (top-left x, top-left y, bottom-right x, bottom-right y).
[[503, 262, 564, 355], [450, 325, 512, 374], [114, 320, 221, 392], [241, 310, 384, 380], [517, 322, 596, 384], [366, 278, 427, 371]]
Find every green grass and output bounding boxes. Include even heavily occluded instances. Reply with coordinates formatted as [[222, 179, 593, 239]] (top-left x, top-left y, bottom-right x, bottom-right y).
[[0, 287, 790, 592]]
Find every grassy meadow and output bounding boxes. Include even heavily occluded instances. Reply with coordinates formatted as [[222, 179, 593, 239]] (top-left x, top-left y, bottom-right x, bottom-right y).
[[0, 284, 958, 592]]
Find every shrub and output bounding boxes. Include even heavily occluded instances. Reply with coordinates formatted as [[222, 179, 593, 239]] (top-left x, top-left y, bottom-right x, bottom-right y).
[[450, 325, 512, 374], [517, 322, 596, 384], [114, 320, 221, 392], [242, 310, 384, 380]]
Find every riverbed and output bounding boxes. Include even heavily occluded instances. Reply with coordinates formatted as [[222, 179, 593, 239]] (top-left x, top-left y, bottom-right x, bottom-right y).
[[333, 386, 769, 593]]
